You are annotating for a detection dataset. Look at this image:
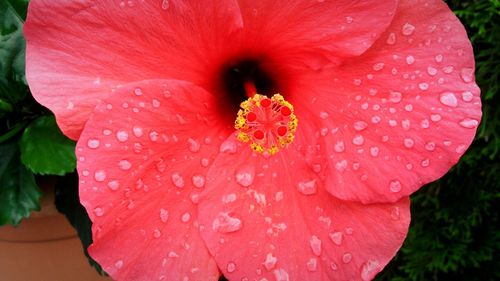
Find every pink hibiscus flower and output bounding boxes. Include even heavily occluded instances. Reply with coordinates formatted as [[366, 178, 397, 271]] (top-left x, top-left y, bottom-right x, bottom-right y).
[[24, 0, 481, 280]]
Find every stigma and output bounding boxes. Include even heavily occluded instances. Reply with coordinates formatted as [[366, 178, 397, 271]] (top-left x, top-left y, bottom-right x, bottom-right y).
[[235, 93, 298, 155]]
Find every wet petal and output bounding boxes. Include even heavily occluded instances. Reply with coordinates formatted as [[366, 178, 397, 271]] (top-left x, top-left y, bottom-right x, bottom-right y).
[[293, 0, 481, 203], [77, 80, 229, 280], [25, 0, 242, 139], [198, 142, 410, 281], [238, 0, 398, 68]]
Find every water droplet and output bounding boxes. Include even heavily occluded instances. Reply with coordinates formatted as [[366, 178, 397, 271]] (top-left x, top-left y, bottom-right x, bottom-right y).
[[191, 175, 205, 188], [435, 54, 443, 63], [406, 55, 415, 65], [171, 173, 185, 188], [345, 16, 353, 24], [404, 138, 415, 148], [273, 268, 289, 281], [94, 207, 104, 217], [235, 165, 255, 187], [360, 260, 381, 281], [212, 212, 242, 233], [354, 121, 368, 131], [306, 258, 318, 272], [152, 99, 161, 108], [372, 63, 385, 71], [219, 139, 237, 154], [418, 83, 429, 90], [87, 139, 100, 149], [107, 180, 119, 190], [439, 92, 458, 107], [297, 179, 317, 195], [461, 91, 473, 102], [329, 231, 343, 245], [115, 260, 124, 269], [386, 32, 396, 45], [134, 88, 143, 96], [310, 235, 322, 256], [402, 23, 415, 35], [118, 160, 132, 170], [319, 111, 329, 119], [370, 146, 379, 157], [389, 91, 402, 103], [431, 114, 442, 122], [133, 126, 143, 137], [391, 206, 401, 220], [181, 212, 190, 222], [334, 140, 345, 152], [427, 66, 438, 76], [160, 209, 169, 223], [342, 253, 352, 264], [459, 118, 479, 129], [264, 253, 277, 270], [352, 135, 364, 146], [153, 229, 161, 238], [425, 142, 436, 151], [389, 180, 402, 193], [421, 158, 430, 167], [161, 0, 169, 10], [227, 262, 236, 273], [116, 130, 129, 142], [187, 138, 200, 153], [94, 170, 106, 182], [149, 131, 159, 142], [460, 68, 474, 83]]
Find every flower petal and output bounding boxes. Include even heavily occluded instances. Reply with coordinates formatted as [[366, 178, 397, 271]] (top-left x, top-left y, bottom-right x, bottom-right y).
[[293, 0, 481, 203], [237, 0, 398, 68], [76, 80, 230, 280], [198, 142, 410, 281], [25, 0, 243, 139]]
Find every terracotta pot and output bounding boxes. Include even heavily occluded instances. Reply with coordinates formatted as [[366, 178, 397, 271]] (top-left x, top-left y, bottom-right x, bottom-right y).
[[0, 177, 111, 281]]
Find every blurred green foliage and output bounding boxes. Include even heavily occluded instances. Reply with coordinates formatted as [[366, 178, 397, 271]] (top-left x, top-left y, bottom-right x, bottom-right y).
[[377, 1, 500, 280]]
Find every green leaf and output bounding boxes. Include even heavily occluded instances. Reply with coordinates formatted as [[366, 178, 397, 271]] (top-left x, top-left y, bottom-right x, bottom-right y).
[[0, 0, 28, 101], [20, 115, 76, 175], [55, 172, 107, 276], [0, 140, 41, 226]]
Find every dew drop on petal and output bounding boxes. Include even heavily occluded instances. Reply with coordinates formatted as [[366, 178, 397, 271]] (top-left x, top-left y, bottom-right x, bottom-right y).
[[273, 268, 289, 281], [352, 135, 364, 146], [460, 68, 474, 83], [181, 212, 191, 223], [133, 126, 143, 137], [406, 55, 415, 65], [161, 0, 169, 10], [459, 118, 479, 129], [235, 165, 255, 187], [319, 111, 329, 120], [94, 170, 106, 182], [191, 175, 205, 188], [353, 121, 368, 131], [297, 179, 317, 195], [212, 212, 242, 233], [118, 160, 132, 170], [360, 260, 381, 281], [342, 253, 352, 264], [107, 180, 119, 191], [160, 208, 169, 223], [402, 23, 415, 35], [187, 138, 200, 153], [389, 180, 402, 193], [227, 262, 236, 273], [87, 139, 100, 149], [404, 138, 415, 148], [334, 140, 345, 152], [306, 258, 318, 272], [153, 229, 161, 238], [94, 207, 104, 217], [171, 173, 185, 188], [329, 231, 343, 245], [220, 139, 237, 154], [439, 92, 458, 107], [386, 32, 396, 45], [461, 91, 473, 102], [372, 63, 385, 71], [116, 130, 129, 142], [264, 253, 278, 270], [389, 91, 402, 103], [115, 260, 124, 269], [427, 66, 438, 76], [310, 235, 322, 256], [418, 83, 429, 90]]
